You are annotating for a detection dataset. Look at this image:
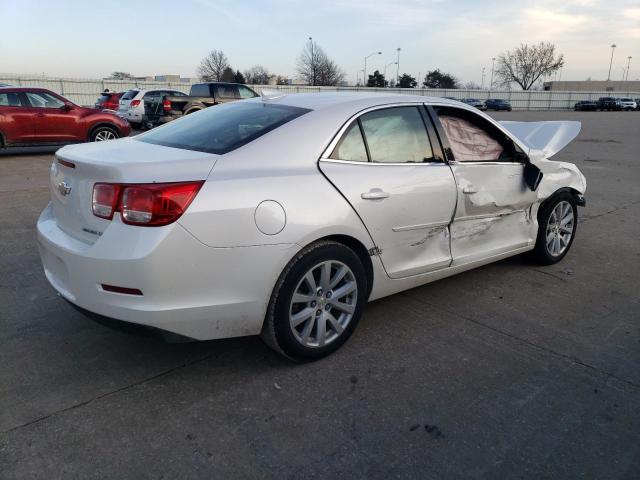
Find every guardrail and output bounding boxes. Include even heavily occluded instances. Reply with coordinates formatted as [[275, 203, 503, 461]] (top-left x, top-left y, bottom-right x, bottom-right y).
[[1, 74, 639, 110]]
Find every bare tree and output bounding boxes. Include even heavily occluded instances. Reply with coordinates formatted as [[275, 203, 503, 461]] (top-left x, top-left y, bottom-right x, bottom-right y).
[[244, 65, 270, 85], [297, 41, 345, 86], [198, 50, 230, 81], [495, 42, 564, 90]]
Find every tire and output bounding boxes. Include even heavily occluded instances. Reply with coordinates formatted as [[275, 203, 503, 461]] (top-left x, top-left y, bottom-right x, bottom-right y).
[[90, 125, 119, 142], [261, 240, 368, 362], [532, 192, 578, 265]]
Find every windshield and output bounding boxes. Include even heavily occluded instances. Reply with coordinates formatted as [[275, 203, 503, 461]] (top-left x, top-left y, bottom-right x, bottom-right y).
[[137, 101, 311, 155]]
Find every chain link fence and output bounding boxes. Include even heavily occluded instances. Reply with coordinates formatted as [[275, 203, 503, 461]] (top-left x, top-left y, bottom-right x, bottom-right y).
[[1, 74, 638, 110]]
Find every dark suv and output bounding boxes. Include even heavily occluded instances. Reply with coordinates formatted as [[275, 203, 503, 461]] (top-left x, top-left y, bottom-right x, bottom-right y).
[[485, 99, 512, 111], [596, 97, 621, 111], [0, 87, 131, 147]]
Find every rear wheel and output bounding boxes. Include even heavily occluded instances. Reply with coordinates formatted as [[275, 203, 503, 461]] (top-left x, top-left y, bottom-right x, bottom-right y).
[[90, 125, 119, 142], [532, 193, 578, 265], [262, 240, 368, 362]]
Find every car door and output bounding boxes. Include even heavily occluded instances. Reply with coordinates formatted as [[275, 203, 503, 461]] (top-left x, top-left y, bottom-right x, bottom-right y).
[[428, 105, 538, 266], [25, 91, 79, 142], [319, 105, 457, 279], [0, 91, 37, 144]]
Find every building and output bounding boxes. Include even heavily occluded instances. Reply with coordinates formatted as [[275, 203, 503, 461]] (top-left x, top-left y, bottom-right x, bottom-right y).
[[544, 80, 640, 92]]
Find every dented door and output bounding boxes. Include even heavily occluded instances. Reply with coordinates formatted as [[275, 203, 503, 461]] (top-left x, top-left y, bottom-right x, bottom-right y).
[[448, 162, 538, 265]]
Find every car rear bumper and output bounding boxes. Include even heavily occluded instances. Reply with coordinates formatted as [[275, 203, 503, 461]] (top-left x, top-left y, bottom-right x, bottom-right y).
[[37, 202, 298, 340]]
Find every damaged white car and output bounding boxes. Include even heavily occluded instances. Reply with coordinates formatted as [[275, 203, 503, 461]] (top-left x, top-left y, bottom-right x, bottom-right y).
[[37, 93, 586, 361]]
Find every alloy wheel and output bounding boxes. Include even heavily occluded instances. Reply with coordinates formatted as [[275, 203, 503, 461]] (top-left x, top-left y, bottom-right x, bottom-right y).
[[545, 200, 574, 257], [289, 260, 358, 348], [95, 130, 117, 141]]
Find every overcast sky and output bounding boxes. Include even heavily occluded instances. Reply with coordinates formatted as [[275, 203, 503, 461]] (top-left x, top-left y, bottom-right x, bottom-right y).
[[1, 0, 638, 84]]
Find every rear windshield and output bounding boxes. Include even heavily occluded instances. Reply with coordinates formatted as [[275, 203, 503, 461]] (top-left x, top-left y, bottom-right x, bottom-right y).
[[122, 89, 139, 100], [137, 101, 311, 154]]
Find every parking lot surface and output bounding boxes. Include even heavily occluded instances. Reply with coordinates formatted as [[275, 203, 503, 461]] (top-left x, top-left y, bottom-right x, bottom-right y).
[[1, 111, 639, 479]]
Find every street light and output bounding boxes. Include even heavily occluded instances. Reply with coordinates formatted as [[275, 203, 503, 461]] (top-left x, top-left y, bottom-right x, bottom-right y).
[[489, 57, 496, 90], [364, 51, 382, 87], [481, 67, 486, 89], [308, 37, 314, 86], [396, 48, 401, 85], [384, 61, 397, 86], [626, 56, 632, 81], [607, 44, 616, 81]]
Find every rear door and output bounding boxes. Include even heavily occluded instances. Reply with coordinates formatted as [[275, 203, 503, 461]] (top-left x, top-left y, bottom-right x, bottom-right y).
[[213, 84, 239, 104], [429, 105, 537, 265], [319, 105, 457, 278], [0, 91, 36, 144], [25, 91, 79, 143]]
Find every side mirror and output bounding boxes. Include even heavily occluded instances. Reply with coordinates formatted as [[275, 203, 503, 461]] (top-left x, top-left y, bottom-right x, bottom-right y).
[[524, 161, 543, 191], [61, 103, 73, 112]]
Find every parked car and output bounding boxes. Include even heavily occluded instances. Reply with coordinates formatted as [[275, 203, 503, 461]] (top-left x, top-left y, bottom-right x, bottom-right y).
[[37, 94, 586, 360], [596, 97, 621, 111], [485, 99, 512, 111], [618, 98, 637, 111], [0, 87, 131, 148], [574, 101, 598, 111], [636, 99, 640, 111], [159, 82, 259, 124], [117, 88, 188, 129], [95, 90, 123, 112], [0, 83, 12, 87], [461, 98, 487, 110]]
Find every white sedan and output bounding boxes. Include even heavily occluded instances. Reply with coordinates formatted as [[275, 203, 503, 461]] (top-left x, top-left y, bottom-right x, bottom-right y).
[[37, 93, 586, 361]]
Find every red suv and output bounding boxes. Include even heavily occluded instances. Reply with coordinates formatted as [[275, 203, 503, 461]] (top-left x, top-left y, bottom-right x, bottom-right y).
[[0, 87, 131, 148]]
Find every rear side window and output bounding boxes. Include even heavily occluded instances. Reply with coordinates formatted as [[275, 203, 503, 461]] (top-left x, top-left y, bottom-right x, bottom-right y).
[[137, 101, 311, 154], [0, 92, 23, 106], [330, 122, 367, 162], [121, 90, 139, 100], [190, 84, 210, 97], [214, 84, 238, 99], [359, 107, 433, 163]]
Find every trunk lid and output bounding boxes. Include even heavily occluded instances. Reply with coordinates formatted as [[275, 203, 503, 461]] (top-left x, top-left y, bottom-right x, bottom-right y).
[[50, 138, 218, 244]]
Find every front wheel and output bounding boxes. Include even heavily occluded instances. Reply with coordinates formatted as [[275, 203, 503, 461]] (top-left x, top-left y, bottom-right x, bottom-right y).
[[532, 193, 578, 265], [261, 240, 368, 362], [90, 126, 119, 142]]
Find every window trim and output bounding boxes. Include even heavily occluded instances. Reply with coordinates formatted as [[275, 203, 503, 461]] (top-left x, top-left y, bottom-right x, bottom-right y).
[[321, 103, 444, 166]]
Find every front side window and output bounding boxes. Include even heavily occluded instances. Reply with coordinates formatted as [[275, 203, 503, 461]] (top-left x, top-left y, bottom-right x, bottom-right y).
[[330, 122, 367, 162], [25, 91, 65, 108], [436, 107, 515, 162], [360, 107, 433, 163], [238, 86, 258, 99], [0, 92, 23, 107], [137, 101, 311, 155]]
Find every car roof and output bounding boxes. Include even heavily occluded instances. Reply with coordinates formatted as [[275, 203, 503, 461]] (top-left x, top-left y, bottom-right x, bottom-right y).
[[251, 91, 468, 112]]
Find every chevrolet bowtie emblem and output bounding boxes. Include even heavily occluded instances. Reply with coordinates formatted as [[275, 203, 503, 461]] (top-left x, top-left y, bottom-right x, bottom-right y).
[[58, 181, 72, 196]]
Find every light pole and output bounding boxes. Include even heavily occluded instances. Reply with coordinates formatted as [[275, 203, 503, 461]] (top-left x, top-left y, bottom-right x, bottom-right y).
[[626, 56, 632, 81], [489, 57, 495, 90], [308, 37, 314, 86], [364, 51, 382, 87], [384, 62, 397, 86], [481, 67, 486, 89], [607, 44, 616, 81], [396, 48, 401, 85]]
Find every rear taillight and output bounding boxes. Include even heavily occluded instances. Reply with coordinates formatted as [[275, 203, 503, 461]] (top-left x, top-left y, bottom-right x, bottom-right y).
[[130, 99, 141, 107], [163, 99, 171, 112], [92, 181, 203, 226], [92, 183, 121, 219]]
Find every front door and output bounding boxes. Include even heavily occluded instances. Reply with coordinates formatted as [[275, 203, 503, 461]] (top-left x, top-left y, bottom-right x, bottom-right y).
[[320, 105, 457, 278], [25, 91, 79, 143], [429, 105, 538, 265]]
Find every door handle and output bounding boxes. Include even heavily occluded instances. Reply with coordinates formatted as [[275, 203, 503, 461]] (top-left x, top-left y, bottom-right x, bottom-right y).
[[462, 185, 478, 194], [361, 188, 390, 200]]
